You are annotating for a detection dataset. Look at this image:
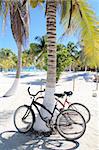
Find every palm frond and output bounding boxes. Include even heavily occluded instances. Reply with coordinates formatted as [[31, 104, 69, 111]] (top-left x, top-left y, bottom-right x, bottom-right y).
[[61, 0, 99, 67], [36, 50, 46, 62], [59, 0, 71, 23], [35, 36, 42, 43], [0, 0, 11, 31], [30, 0, 44, 8], [10, 0, 29, 48], [79, 1, 99, 67]]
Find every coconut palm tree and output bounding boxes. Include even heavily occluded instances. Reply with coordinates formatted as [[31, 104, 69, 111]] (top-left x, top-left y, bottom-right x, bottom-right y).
[[31, 0, 99, 132], [66, 41, 78, 71], [0, 0, 29, 97], [34, 35, 47, 60], [29, 35, 47, 66], [30, 0, 57, 131]]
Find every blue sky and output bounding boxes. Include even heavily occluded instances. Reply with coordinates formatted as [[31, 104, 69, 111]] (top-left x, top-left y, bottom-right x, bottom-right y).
[[0, 0, 99, 55]]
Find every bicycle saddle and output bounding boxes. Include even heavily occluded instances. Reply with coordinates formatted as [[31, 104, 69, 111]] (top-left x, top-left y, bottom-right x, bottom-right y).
[[64, 91, 73, 96], [54, 93, 65, 98]]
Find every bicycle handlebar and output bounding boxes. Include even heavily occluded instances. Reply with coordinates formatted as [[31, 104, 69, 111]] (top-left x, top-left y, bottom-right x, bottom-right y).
[[28, 87, 45, 97]]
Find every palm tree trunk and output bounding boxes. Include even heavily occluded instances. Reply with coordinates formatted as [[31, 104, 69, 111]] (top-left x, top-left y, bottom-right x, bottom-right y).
[[85, 66, 87, 72], [3, 0, 29, 97], [3, 43, 22, 97], [16, 43, 22, 78], [33, 0, 57, 132]]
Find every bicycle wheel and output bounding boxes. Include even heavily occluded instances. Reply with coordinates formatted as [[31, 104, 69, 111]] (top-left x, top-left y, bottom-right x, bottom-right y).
[[68, 103, 91, 123], [14, 105, 35, 133], [56, 109, 86, 141]]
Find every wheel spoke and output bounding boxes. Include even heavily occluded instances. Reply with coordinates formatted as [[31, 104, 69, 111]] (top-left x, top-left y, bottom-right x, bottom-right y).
[[56, 109, 86, 140], [14, 105, 35, 133]]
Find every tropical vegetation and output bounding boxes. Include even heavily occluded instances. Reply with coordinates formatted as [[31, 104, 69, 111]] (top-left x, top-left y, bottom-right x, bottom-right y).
[[0, 0, 99, 132], [0, 48, 17, 71]]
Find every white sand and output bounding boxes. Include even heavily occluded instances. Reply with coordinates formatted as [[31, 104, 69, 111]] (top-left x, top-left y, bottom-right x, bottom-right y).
[[0, 71, 99, 150]]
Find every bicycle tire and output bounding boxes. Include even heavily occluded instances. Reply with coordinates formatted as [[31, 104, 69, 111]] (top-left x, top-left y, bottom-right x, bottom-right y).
[[56, 109, 86, 141], [68, 103, 91, 123], [14, 105, 35, 133]]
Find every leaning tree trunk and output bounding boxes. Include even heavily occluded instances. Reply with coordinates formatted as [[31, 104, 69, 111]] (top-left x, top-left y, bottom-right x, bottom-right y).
[[34, 0, 57, 132], [3, 43, 22, 97], [3, 0, 29, 97]]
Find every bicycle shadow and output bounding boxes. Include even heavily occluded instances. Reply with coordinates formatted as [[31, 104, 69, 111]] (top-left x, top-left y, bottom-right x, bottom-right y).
[[0, 130, 79, 150]]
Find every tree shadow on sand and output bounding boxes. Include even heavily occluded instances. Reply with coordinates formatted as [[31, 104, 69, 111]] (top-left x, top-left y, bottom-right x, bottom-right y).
[[0, 130, 80, 150], [3, 73, 38, 79], [62, 72, 94, 82], [22, 79, 46, 86]]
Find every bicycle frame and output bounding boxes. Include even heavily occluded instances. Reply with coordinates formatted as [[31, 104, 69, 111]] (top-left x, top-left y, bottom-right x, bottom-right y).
[[55, 95, 70, 110], [27, 87, 76, 127], [29, 95, 60, 124]]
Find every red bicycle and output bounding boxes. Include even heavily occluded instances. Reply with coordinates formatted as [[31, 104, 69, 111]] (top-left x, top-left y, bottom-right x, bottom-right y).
[[54, 91, 91, 124]]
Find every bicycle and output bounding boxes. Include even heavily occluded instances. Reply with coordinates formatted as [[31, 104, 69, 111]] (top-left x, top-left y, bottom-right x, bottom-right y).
[[14, 87, 86, 141], [54, 91, 91, 124]]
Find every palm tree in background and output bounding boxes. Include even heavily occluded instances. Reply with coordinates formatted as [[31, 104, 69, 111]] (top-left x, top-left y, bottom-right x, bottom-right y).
[[33, 35, 47, 68], [66, 41, 78, 71], [22, 50, 32, 67], [27, 43, 39, 64], [34, 35, 47, 59], [0, 0, 29, 96]]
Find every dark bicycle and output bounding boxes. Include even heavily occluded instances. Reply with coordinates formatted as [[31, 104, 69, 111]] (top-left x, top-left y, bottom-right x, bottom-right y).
[[55, 91, 91, 123], [14, 87, 86, 141]]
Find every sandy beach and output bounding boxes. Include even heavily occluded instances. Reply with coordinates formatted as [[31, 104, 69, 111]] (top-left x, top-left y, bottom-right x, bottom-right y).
[[0, 71, 99, 150]]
